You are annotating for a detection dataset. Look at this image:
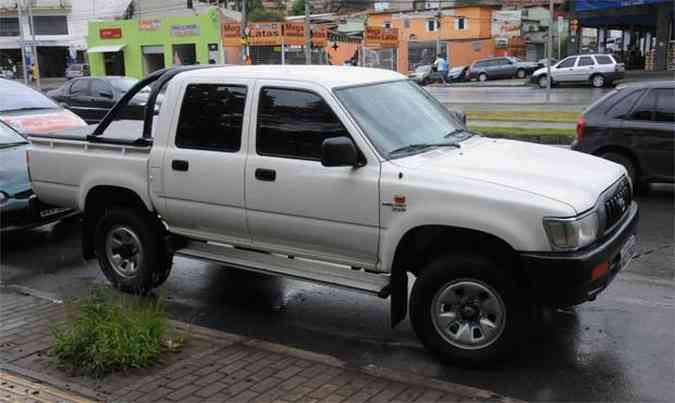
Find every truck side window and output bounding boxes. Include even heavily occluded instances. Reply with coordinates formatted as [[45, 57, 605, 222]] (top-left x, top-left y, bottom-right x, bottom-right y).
[[629, 90, 655, 121], [175, 84, 246, 152], [256, 87, 350, 160], [653, 89, 675, 123]]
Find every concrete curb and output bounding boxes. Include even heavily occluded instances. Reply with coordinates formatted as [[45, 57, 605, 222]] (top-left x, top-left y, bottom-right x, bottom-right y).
[[5, 285, 524, 403]]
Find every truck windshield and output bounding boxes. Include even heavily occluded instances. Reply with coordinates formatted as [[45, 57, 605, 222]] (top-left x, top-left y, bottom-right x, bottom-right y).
[[334, 80, 470, 158]]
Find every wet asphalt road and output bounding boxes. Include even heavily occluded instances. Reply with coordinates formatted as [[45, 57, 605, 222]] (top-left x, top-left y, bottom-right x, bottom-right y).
[[1, 185, 673, 402], [426, 86, 613, 106]]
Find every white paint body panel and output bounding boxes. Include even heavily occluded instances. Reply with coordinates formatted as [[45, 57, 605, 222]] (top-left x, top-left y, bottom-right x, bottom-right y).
[[27, 66, 625, 276]]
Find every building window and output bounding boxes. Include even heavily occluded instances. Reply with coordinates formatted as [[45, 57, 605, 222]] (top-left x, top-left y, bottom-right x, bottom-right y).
[[33, 16, 68, 35], [0, 17, 20, 37], [384, 21, 392, 29], [426, 19, 438, 32], [403, 17, 411, 29], [455, 17, 467, 31]]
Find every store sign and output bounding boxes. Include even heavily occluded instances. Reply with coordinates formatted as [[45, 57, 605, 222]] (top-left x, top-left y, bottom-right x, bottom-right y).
[[492, 10, 522, 39], [139, 19, 161, 31], [284, 23, 305, 46], [223, 23, 241, 47], [100, 28, 122, 39], [311, 26, 328, 48], [171, 24, 200, 37], [364, 26, 398, 48], [249, 23, 283, 46]]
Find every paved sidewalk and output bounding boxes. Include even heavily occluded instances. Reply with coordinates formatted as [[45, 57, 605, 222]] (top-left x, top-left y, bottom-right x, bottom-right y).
[[0, 286, 522, 403], [0, 370, 93, 403]]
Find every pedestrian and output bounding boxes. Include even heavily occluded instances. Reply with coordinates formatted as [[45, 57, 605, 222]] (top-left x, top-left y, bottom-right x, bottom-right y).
[[30, 63, 36, 83], [434, 54, 448, 84]]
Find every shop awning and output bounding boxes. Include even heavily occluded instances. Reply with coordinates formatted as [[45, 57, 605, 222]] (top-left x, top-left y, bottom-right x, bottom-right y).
[[87, 44, 126, 53]]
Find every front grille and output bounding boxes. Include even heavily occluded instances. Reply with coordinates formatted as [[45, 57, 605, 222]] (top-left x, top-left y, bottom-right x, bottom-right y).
[[604, 177, 632, 232]]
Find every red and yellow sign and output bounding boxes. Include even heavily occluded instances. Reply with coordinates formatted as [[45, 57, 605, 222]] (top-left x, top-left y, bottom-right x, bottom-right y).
[[99, 28, 122, 40], [284, 23, 305, 46], [223, 23, 241, 47], [249, 23, 283, 46], [364, 26, 398, 48], [311, 25, 328, 48], [139, 19, 160, 31]]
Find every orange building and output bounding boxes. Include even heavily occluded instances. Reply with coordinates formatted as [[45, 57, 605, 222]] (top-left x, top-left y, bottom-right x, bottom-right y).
[[367, 6, 497, 74]]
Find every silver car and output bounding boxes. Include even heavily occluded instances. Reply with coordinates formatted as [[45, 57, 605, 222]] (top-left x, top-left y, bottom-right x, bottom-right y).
[[531, 54, 625, 88]]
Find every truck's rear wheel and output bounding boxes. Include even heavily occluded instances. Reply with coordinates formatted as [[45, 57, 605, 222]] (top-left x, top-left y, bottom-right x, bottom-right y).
[[410, 254, 525, 367], [95, 207, 172, 294]]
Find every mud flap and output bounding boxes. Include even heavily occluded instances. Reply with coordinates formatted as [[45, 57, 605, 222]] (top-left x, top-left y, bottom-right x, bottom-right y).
[[390, 269, 409, 328]]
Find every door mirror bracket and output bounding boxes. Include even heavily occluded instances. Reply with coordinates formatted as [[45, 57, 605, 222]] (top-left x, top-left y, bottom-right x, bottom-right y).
[[321, 137, 360, 167]]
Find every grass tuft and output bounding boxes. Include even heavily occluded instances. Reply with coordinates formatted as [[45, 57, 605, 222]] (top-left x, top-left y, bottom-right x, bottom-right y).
[[50, 288, 179, 378]]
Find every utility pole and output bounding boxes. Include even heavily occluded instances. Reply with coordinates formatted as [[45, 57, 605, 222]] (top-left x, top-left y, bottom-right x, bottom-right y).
[[26, 0, 40, 90], [436, 3, 442, 57], [240, 0, 247, 64], [546, 0, 553, 102], [17, 0, 28, 84], [557, 16, 562, 60], [304, 0, 311, 64]]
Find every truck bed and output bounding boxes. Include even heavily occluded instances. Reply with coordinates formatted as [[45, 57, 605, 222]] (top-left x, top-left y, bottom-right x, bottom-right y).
[[29, 120, 150, 146], [27, 119, 153, 212]]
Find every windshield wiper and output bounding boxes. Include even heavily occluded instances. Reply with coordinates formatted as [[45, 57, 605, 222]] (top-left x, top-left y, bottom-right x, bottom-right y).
[[389, 142, 460, 157]]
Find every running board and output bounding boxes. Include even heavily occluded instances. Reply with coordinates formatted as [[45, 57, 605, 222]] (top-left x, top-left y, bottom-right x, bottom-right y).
[[175, 241, 390, 297]]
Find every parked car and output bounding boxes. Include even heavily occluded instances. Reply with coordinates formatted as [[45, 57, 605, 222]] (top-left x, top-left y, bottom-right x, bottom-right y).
[[0, 78, 85, 134], [531, 54, 625, 88], [537, 57, 558, 68], [409, 65, 469, 85], [466, 57, 539, 81], [65, 63, 90, 80], [0, 120, 76, 232], [27, 65, 638, 367], [47, 76, 148, 124], [0, 67, 16, 79], [572, 81, 674, 194]]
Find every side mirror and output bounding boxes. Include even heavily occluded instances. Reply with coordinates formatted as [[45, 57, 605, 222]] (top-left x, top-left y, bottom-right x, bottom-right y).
[[321, 137, 359, 167]]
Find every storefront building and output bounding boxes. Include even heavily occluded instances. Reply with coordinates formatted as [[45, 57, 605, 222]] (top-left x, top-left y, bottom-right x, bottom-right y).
[[367, 5, 496, 74], [87, 7, 224, 78]]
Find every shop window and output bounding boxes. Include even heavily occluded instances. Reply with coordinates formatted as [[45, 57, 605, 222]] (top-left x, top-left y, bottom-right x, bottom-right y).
[[33, 16, 68, 35], [176, 84, 247, 152], [0, 17, 20, 37], [257, 88, 350, 161], [403, 17, 411, 29]]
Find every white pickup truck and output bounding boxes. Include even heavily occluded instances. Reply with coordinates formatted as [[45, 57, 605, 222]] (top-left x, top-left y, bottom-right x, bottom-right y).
[[27, 66, 638, 366]]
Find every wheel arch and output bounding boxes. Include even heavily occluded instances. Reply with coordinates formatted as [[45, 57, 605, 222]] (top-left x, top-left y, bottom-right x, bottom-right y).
[[388, 225, 526, 328], [81, 185, 156, 260], [593, 145, 642, 177]]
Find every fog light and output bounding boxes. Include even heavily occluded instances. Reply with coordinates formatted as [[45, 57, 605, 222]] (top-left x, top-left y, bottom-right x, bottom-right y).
[[592, 261, 609, 281]]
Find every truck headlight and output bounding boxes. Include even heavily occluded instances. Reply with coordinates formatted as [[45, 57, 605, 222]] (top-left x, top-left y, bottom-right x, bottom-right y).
[[543, 210, 600, 251]]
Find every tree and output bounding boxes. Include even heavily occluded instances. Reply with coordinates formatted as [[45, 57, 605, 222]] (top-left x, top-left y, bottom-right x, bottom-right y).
[[292, 0, 305, 16]]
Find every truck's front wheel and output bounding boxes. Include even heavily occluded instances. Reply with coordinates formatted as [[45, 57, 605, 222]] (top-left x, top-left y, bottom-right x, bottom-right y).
[[410, 254, 525, 367], [95, 207, 172, 294]]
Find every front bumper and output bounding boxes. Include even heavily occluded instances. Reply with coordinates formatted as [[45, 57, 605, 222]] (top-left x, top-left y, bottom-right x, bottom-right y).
[[1, 195, 76, 233], [520, 202, 639, 307]]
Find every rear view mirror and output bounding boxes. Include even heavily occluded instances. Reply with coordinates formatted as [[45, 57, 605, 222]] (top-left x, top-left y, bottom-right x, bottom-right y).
[[321, 137, 358, 167]]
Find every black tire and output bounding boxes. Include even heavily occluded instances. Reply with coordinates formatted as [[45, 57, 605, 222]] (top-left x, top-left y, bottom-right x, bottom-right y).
[[516, 69, 526, 79], [94, 207, 172, 294], [410, 254, 526, 367], [590, 74, 606, 88], [478, 73, 488, 82], [599, 151, 641, 195], [537, 75, 550, 88]]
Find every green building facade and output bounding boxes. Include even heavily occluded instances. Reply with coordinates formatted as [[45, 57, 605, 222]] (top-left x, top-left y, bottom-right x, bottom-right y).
[[87, 7, 223, 79]]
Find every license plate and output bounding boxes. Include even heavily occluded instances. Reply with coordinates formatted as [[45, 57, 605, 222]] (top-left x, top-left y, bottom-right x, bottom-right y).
[[620, 235, 637, 269], [39, 207, 69, 218]]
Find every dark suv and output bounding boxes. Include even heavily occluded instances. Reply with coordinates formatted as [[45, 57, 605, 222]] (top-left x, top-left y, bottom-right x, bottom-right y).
[[572, 81, 674, 194], [466, 57, 539, 81]]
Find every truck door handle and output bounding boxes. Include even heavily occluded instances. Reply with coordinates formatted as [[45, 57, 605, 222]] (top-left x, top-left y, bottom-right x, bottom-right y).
[[172, 160, 189, 171], [255, 168, 276, 182]]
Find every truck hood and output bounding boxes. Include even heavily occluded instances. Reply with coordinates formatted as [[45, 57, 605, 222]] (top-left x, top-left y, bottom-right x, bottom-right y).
[[391, 137, 625, 214]]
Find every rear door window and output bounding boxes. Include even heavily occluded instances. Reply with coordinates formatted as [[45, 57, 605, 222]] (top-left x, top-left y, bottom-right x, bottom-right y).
[[70, 79, 90, 97], [606, 89, 644, 119], [175, 84, 247, 152], [91, 80, 114, 99], [577, 56, 595, 67], [629, 90, 655, 121], [653, 89, 675, 122]]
